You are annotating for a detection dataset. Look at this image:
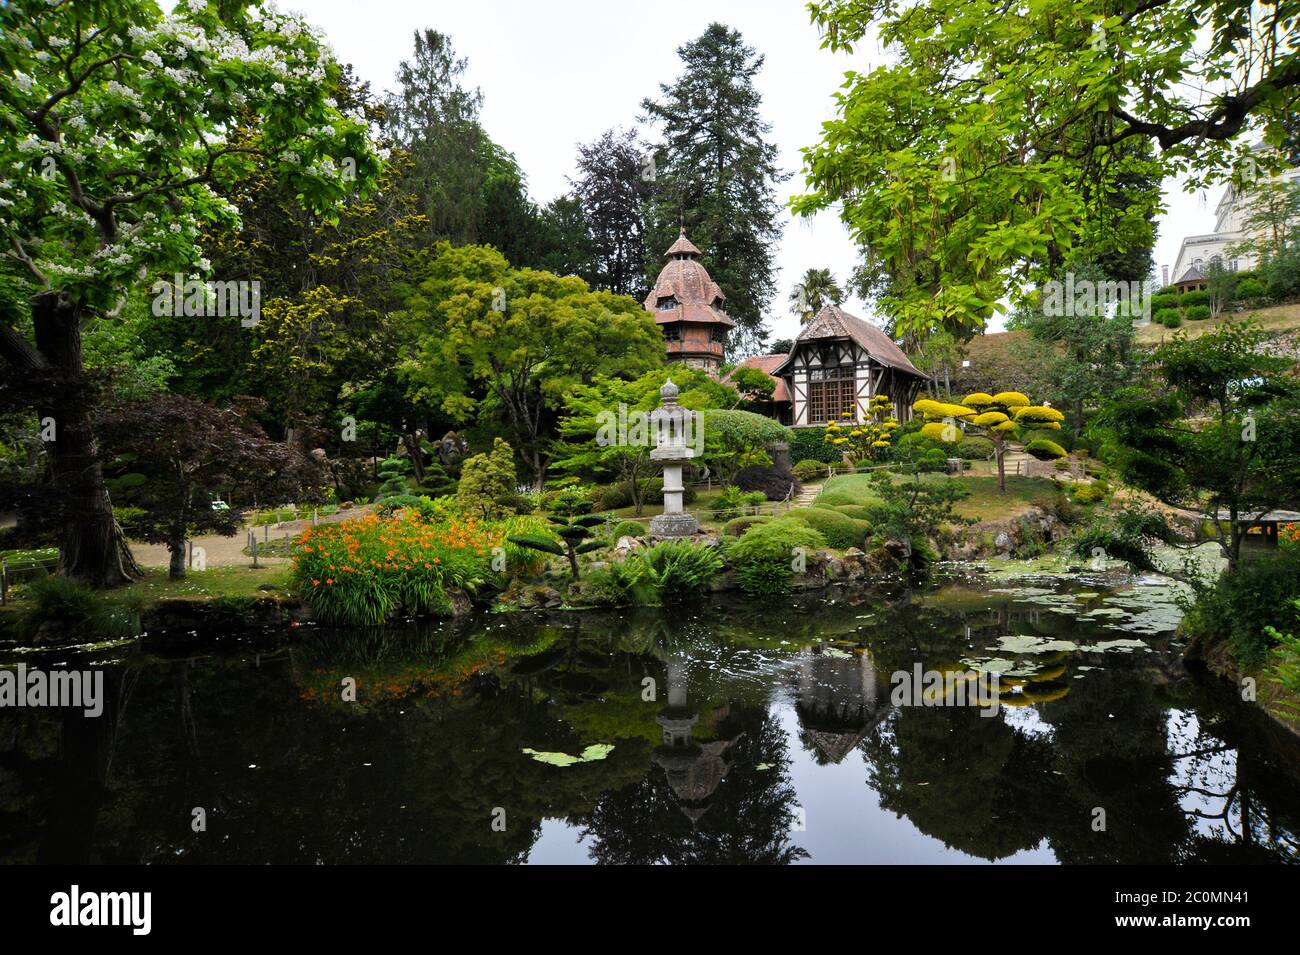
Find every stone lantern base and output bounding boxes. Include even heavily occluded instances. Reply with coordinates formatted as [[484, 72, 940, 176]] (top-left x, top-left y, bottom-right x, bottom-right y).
[[649, 512, 699, 537]]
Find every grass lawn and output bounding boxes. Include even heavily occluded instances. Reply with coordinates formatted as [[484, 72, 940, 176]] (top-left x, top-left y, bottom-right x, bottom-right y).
[[1134, 301, 1300, 346], [819, 472, 1062, 523], [126, 565, 293, 602]]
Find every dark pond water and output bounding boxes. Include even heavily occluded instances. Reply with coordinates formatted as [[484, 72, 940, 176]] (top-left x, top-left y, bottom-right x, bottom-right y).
[[2, 568, 1299, 864]]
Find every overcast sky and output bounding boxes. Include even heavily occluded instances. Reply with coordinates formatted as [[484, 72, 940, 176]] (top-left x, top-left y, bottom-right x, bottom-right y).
[[290, 0, 1220, 342]]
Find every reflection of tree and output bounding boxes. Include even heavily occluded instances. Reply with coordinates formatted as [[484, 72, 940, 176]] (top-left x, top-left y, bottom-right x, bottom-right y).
[[863, 703, 1057, 860], [580, 706, 808, 864]]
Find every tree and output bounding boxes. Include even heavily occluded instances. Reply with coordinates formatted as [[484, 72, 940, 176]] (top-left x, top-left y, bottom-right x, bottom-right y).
[[701, 409, 790, 486], [824, 395, 897, 463], [914, 392, 1066, 493], [0, 0, 382, 585], [384, 29, 486, 244], [552, 369, 734, 516], [641, 23, 788, 355], [96, 395, 321, 580], [571, 128, 653, 297], [912, 329, 962, 398], [789, 268, 844, 323], [728, 367, 776, 404], [1006, 262, 1143, 430], [795, 0, 1293, 342], [1227, 176, 1300, 261], [1098, 321, 1300, 572], [508, 488, 606, 580], [456, 437, 518, 520], [402, 244, 664, 489]]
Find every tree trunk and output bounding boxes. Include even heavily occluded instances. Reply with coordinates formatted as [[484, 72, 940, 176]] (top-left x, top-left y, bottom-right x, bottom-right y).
[[567, 545, 580, 580], [168, 538, 186, 581], [27, 292, 141, 586], [401, 431, 425, 484], [995, 441, 1006, 494]]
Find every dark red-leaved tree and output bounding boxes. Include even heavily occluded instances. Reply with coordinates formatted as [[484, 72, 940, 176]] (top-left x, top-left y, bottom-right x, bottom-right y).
[[96, 395, 323, 580]]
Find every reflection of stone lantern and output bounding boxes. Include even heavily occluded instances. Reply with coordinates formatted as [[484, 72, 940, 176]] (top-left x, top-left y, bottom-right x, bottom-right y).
[[649, 379, 699, 538], [653, 651, 735, 824]]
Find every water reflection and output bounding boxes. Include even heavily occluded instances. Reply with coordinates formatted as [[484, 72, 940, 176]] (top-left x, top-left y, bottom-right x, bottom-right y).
[[1, 577, 1297, 864]]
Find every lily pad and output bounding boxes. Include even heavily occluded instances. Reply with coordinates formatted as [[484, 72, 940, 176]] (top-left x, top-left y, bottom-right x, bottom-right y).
[[522, 743, 615, 767]]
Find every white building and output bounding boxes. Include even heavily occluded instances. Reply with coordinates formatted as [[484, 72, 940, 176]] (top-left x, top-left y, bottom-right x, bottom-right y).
[[1171, 160, 1300, 284]]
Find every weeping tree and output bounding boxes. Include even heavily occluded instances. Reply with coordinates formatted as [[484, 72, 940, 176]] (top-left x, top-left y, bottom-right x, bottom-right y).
[[0, 0, 382, 584]]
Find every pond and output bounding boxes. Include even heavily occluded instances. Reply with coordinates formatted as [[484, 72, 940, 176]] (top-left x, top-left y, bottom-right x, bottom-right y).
[[2, 566, 1299, 864]]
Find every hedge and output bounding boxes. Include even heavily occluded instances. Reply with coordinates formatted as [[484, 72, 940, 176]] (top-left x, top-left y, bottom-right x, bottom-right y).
[[785, 506, 871, 549], [1185, 304, 1211, 320], [1155, 308, 1181, 328], [789, 426, 842, 464]]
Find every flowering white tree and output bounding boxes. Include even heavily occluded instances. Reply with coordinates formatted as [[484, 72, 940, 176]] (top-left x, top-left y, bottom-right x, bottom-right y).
[[0, 0, 384, 584]]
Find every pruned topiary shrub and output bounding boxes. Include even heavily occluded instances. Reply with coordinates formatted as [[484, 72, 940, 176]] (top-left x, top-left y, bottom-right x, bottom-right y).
[[1024, 438, 1068, 461], [724, 518, 826, 595], [793, 459, 828, 481], [724, 514, 773, 536], [786, 506, 871, 549], [610, 520, 646, 540], [790, 426, 843, 464]]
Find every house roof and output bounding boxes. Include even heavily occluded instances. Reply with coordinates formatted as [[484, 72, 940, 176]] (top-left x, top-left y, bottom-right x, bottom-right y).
[[1176, 265, 1205, 284], [643, 230, 735, 329], [725, 354, 791, 403], [774, 304, 926, 378]]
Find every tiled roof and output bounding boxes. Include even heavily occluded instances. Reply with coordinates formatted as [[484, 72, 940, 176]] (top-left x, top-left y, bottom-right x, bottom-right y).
[[725, 354, 791, 403], [1176, 265, 1205, 283], [781, 304, 926, 378], [643, 230, 735, 328]]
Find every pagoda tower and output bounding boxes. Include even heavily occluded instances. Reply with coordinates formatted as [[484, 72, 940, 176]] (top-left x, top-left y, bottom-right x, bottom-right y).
[[643, 229, 735, 374]]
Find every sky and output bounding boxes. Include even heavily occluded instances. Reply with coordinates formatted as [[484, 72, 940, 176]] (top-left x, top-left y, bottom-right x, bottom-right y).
[[288, 0, 1222, 342]]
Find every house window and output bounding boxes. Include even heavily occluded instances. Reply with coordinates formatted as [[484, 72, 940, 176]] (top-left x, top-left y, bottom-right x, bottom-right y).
[[663, 326, 681, 342], [710, 327, 726, 343], [806, 366, 857, 424], [657, 296, 678, 310]]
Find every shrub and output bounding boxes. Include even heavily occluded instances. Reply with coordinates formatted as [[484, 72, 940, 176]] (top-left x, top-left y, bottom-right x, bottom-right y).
[[595, 478, 696, 510], [610, 520, 646, 540], [1179, 290, 1210, 307], [639, 540, 724, 600], [1149, 292, 1180, 311], [1069, 480, 1110, 505], [735, 464, 801, 501], [709, 485, 767, 519], [830, 504, 875, 521], [789, 426, 843, 464], [1266, 599, 1300, 713], [958, 435, 995, 461], [1154, 307, 1182, 328], [1235, 277, 1267, 301], [1184, 304, 1212, 321], [811, 491, 859, 507], [725, 518, 826, 594], [793, 459, 828, 481], [724, 514, 773, 536], [582, 559, 652, 607], [785, 506, 871, 549], [1024, 438, 1068, 461], [13, 575, 145, 641], [1183, 548, 1300, 666]]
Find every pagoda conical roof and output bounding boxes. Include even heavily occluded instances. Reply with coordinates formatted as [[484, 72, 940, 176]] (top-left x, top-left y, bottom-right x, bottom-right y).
[[643, 230, 734, 328]]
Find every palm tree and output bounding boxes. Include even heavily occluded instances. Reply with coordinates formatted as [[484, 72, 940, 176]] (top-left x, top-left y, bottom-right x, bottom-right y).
[[789, 268, 845, 323]]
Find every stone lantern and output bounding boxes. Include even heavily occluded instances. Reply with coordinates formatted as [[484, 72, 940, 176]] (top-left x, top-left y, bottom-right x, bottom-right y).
[[649, 379, 699, 538]]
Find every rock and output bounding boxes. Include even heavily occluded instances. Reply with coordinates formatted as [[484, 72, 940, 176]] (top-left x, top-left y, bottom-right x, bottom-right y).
[[995, 531, 1014, 551]]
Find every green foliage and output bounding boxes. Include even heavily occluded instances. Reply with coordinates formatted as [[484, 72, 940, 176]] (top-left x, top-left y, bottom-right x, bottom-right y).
[[1184, 304, 1212, 321], [1150, 293, 1180, 311], [610, 520, 646, 540], [958, 435, 995, 461], [1236, 278, 1267, 300], [1098, 320, 1300, 571], [1179, 290, 1210, 308], [792, 459, 828, 481], [790, 427, 843, 464], [709, 486, 768, 520], [785, 507, 871, 549], [1067, 505, 1174, 574], [639, 541, 725, 600], [595, 478, 696, 511], [457, 438, 519, 520], [508, 488, 604, 579], [581, 559, 652, 608], [724, 518, 826, 595], [862, 471, 970, 558], [1024, 438, 1068, 461], [1155, 308, 1182, 328], [723, 514, 773, 536], [1184, 548, 1300, 667], [701, 408, 791, 485], [12, 575, 144, 642], [1069, 480, 1111, 506], [1265, 600, 1300, 714]]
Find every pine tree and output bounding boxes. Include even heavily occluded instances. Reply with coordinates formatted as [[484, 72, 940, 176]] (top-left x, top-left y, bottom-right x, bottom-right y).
[[641, 23, 788, 356]]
